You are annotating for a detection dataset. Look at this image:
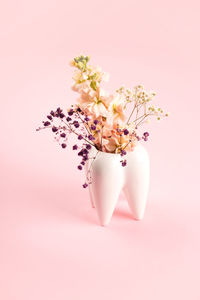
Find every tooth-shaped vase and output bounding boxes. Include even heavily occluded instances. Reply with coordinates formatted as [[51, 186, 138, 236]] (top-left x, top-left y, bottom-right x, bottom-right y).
[[86, 143, 150, 226], [123, 145, 150, 220]]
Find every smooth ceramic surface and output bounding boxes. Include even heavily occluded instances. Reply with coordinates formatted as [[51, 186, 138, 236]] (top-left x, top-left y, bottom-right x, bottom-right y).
[[86, 144, 150, 226]]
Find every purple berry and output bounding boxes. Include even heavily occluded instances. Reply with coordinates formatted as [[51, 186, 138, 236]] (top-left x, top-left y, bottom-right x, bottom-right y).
[[83, 148, 89, 154], [61, 143, 66, 148], [91, 125, 96, 130], [73, 145, 78, 150], [83, 183, 88, 188], [47, 115, 52, 120], [121, 150, 126, 156], [86, 144, 92, 150], [121, 160, 127, 167], [77, 165, 82, 170], [60, 133, 66, 138], [66, 117, 72, 122], [50, 110, 55, 116], [77, 107, 82, 112], [124, 129, 129, 135], [78, 150, 84, 156], [68, 109, 74, 116], [144, 132, 149, 137], [84, 116, 90, 122], [82, 155, 88, 161], [93, 120, 98, 125], [78, 135, 83, 140], [52, 126, 58, 132], [59, 113, 65, 118], [73, 121, 79, 128], [81, 161, 85, 165], [44, 121, 51, 126], [88, 134, 95, 141]]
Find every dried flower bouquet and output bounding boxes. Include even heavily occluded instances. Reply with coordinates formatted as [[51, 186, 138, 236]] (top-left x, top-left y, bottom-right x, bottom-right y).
[[37, 55, 168, 188]]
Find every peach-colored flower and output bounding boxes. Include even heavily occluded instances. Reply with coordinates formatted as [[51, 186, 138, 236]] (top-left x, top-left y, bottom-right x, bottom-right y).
[[87, 100, 107, 118], [99, 122, 137, 153], [78, 88, 111, 118], [107, 93, 126, 125]]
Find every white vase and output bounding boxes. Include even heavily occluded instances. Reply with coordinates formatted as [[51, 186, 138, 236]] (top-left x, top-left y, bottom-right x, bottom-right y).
[[86, 143, 150, 226]]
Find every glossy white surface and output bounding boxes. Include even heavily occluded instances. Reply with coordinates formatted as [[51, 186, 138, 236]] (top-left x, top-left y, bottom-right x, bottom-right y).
[[86, 143, 150, 226]]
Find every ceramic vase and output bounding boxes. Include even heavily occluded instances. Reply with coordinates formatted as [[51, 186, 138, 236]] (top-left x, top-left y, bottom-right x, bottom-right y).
[[86, 143, 150, 226]]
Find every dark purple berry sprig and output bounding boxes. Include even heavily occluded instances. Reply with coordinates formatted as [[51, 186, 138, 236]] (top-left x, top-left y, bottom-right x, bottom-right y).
[[83, 148, 89, 155], [78, 150, 84, 156], [77, 107, 82, 113], [86, 144, 92, 150], [91, 124, 96, 131], [52, 126, 58, 132], [123, 129, 129, 135], [61, 143, 66, 148], [82, 155, 89, 161], [73, 120, 80, 128], [78, 134, 83, 140], [47, 115, 53, 121], [44, 121, 51, 126], [88, 134, 95, 141], [120, 159, 127, 167], [66, 117, 72, 122], [120, 150, 127, 156], [84, 116, 90, 122], [53, 107, 65, 118], [59, 113, 65, 118], [68, 108, 74, 116], [60, 132, 66, 138], [37, 106, 97, 189], [142, 132, 149, 141]]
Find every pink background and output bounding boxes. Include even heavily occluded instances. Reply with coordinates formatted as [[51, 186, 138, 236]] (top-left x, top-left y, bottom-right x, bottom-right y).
[[1, 0, 200, 299]]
